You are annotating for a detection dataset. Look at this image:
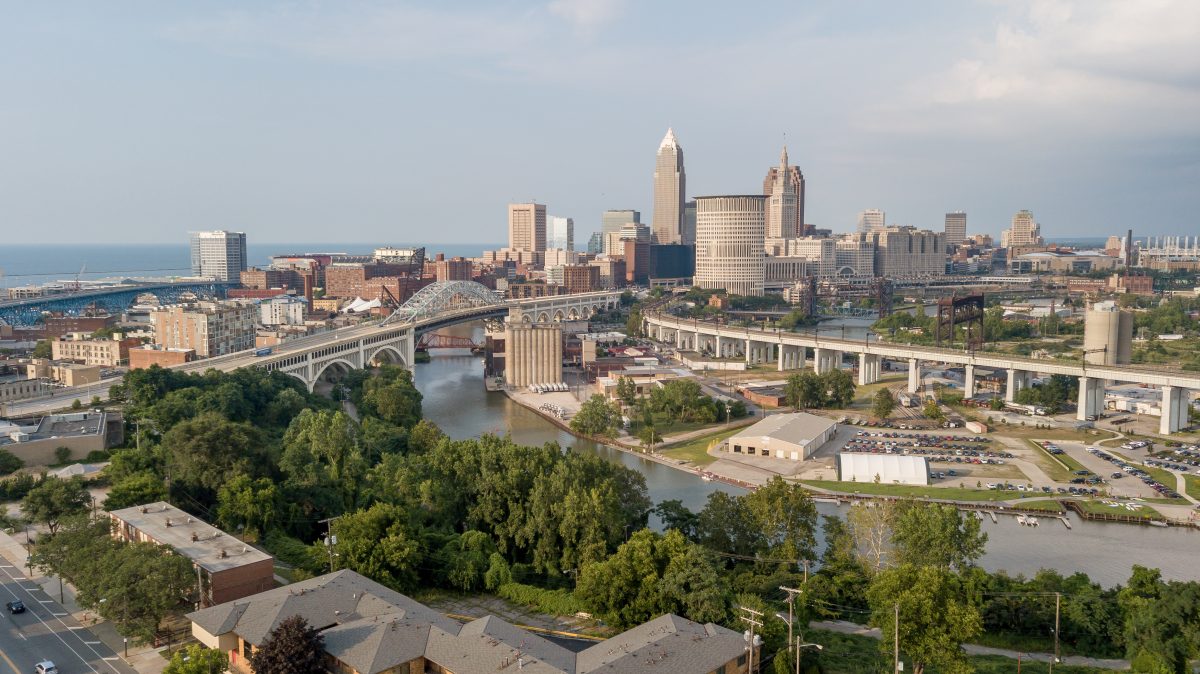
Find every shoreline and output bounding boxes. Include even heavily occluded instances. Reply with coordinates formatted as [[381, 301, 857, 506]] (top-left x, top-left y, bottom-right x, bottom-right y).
[[500, 386, 1200, 530]]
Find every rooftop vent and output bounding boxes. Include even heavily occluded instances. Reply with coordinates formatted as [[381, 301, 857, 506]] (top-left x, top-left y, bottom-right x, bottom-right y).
[[165, 517, 172, 527], [219, 549, 227, 558], [191, 532, 198, 542]]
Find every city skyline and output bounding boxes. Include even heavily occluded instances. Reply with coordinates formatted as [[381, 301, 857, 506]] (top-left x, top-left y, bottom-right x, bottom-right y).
[[4, 1, 1198, 244]]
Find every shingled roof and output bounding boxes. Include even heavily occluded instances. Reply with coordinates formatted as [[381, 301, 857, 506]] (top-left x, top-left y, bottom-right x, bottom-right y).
[[188, 570, 747, 674]]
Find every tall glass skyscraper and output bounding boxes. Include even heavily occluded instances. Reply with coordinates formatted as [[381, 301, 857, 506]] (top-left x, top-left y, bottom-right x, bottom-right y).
[[546, 216, 574, 251], [189, 230, 247, 282], [652, 128, 686, 245]]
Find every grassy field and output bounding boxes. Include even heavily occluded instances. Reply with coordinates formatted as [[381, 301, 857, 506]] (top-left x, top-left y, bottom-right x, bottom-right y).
[[802, 628, 1123, 674], [799, 479, 1041, 502], [1026, 439, 1086, 482], [1012, 499, 1066, 513], [657, 427, 742, 466], [1185, 474, 1200, 500], [1073, 499, 1163, 520]]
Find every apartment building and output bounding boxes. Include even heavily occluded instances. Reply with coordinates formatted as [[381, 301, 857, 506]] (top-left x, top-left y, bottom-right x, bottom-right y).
[[150, 303, 256, 358]]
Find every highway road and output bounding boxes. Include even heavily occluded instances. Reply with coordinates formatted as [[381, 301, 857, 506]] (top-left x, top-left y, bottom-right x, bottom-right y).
[[0, 562, 134, 674], [0, 381, 120, 419]]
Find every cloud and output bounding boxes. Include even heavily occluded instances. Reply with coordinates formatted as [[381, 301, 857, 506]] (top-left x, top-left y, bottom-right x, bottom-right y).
[[864, 0, 1200, 139], [546, 0, 626, 31]]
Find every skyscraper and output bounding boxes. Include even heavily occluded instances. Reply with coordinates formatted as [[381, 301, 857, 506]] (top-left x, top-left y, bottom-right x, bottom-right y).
[[856, 209, 885, 233], [586, 232, 604, 255], [944, 211, 967, 245], [601, 209, 641, 236], [507, 203, 547, 253], [546, 216, 574, 251], [763, 146, 805, 240], [652, 128, 685, 245], [694, 195, 766, 296], [682, 200, 697, 246], [189, 230, 247, 282], [1001, 209, 1043, 248]]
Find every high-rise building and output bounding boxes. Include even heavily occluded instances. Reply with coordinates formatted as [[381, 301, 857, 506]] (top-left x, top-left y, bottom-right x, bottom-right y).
[[586, 232, 604, 255], [1001, 209, 1043, 248], [601, 209, 641, 236], [868, 227, 947, 278], [546, 216, 574, 251], [763, 146, 805, 240], [189, 231, 247, 282], [694, 195, 766, 296], [652, 128, 685, 245], [944, 211, 967, 245], [150, 302, 256, 357], [507, 203, 547, 253], [682, 201, 696, 246], [856, 209, 885, 234]]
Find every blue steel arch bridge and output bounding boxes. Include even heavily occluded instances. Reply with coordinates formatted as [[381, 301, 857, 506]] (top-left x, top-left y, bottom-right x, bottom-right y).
[[0, 281, 238, 327]]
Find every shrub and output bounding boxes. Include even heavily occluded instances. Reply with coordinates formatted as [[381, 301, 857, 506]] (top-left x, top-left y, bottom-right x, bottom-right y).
[[496, 582, 584, 617], [54, 447, 72, 465], [264, 531, 325, 573], [0, 450, 23, 476]]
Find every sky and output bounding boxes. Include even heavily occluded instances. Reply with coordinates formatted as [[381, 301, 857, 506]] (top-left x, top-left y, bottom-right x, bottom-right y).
[[2, 0, 1198, 245]]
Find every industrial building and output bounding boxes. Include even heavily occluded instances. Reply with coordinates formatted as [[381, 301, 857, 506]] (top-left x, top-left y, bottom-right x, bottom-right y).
[[0, 410, 122, 466], [725, 412, 837, 461], [497, 309, 563, 388], [1084, 301, 1133, 365], [838, 453, 930, 485], [109, 502, 275, 607]]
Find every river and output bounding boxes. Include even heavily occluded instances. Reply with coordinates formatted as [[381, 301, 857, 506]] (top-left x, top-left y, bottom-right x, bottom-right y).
[[411, 328, 1198, 588]]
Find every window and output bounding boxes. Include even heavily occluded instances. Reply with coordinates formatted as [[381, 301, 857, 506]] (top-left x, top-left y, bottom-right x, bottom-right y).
[[737, 654, 747, 667]]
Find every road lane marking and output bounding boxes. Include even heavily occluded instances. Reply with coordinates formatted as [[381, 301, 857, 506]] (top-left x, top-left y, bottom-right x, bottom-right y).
[[102, 658, 119, 661], [37, 599, 54, 603], [0, 641, 24, 674], [84, 641, 101, 645], [0, 566, 102, 674]]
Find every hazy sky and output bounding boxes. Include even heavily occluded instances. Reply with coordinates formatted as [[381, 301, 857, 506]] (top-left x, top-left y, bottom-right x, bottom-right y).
[[3, 0, 1198, 244]]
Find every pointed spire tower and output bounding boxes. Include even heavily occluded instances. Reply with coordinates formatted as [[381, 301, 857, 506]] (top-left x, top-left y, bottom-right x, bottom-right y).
[[764, 144, 805, 240], [652, 128, 686, 245]]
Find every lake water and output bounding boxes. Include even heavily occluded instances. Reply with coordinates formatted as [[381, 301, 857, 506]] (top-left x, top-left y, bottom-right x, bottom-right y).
[[412, 327, 1199, 587]]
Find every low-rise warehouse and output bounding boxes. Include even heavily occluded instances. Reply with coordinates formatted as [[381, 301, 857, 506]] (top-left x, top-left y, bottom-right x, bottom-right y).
[[726, 412, 837, 461], [838, 453, 930, 485]]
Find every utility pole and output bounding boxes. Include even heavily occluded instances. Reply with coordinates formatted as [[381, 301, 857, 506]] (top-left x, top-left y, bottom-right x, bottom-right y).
[[738, 606, 763, 674], [320, 516, 341, 572], [894, 603, 900, 674], [779, 586, 804, 656], [1051, 592, 1061, 674]]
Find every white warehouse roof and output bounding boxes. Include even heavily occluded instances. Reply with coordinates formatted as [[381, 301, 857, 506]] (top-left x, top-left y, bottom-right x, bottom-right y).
[[839, 453, 930, 486], [730, 412, 836, 448]]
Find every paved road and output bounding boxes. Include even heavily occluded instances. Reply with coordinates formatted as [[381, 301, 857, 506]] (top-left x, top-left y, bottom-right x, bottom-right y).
[[0, 562, 134, 674]]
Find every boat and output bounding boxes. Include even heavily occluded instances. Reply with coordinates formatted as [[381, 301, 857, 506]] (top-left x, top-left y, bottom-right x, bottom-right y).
[[1148, 520, 1169, 527]]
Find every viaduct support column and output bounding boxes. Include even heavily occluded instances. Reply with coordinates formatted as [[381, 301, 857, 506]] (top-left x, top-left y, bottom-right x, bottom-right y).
[[907, 359, 921, 393], [858, 353, 880, 386], [1006, 369, 1031, 403], [963, 364, 976, 398], [813, 348, 828, 375], [1076, 376, 1104, 421], [1160, 386, 1186, 435], [744, 339, 752, 364]]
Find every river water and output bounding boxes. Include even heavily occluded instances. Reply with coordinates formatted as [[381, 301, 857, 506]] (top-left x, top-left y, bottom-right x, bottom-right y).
[[411, 329, 1198, 588]]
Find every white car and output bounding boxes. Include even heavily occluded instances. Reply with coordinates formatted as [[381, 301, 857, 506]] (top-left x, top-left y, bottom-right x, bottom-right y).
[[35, 662, 57, 674]]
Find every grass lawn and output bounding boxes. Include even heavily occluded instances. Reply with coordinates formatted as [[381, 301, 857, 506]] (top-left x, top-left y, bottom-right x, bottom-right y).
[[1073, 499, 1163, 520], [1184, 474, 1200, 501], [1026, 439, 1086, 482], [803, 628, 1123, 674], [799, 479, 1029, 502], [1013, 499, 1066, 513], [657, 427, 742, 466]]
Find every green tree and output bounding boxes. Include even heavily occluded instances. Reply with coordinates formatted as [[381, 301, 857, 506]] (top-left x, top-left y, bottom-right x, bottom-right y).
[[784, 372, 825, 410], [22, 476, 91, 534], [249, 615, 326, 674], [102, 472, 168, 511], [728, 400, 748, 418], [358, 366, 423, 429], [653, 500, 700, 540], [696, 491, 765, 559], [637, 424, 662, 451], [163, 645, 229, 674], [820, 369, 856, 408], [325, 503, 422, 590], [32, 339, 52, 359], [871, 389, 895, 419], [891, 502, 987, 570], [161, 412, 267, 493], [625, 307, 644, 338], [571, 395, 622, 436], [0, 450, 23, 476], [616, 376, 637, 405], [867, 564, 982, 674], [923, 399, 944, 420], [54, 446, 72, 465], [216, 474, 280, 539], [280, 409, 366, 512], [988, 397, 1005, 411], [741, 476, 818, 562]]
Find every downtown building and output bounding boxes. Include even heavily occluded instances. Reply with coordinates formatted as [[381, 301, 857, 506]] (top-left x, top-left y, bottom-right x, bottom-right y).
[[150, 302, 256, 358], [944, 211, 967, 246], [546, 215, 574, 251], [508, 202, 548, 253], [867, 226, 947, 278], [855, 209, 885, 234], [652, 128, 686, 244], [1001, 209, 1044, 248], [190, 231, 248, 282], [694, 195, 766, 296], [763, 146, 805, 241]]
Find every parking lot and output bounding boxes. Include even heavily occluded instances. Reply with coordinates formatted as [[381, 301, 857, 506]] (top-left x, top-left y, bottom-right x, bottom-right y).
[[1051, 441, 1183, 499]]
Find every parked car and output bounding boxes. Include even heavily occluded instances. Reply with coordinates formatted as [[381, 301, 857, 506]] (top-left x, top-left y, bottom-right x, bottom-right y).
[[5, 600, 24, 614], [35, 662, 57, 674]]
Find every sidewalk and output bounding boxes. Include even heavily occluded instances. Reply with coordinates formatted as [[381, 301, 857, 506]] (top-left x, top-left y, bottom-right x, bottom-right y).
[[0, 527, 172, 674], [811, 619, 1131, 670]]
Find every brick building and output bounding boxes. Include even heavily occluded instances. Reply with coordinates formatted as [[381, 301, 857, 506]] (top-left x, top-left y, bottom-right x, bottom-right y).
[[51, 333, 141, 367], [129, 346, 196, 369], [562, 265, 601, 294]]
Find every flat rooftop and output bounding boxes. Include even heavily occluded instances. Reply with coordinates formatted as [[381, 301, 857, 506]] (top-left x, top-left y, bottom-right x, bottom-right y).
[[0, 411, 108, 446], [109, 501, 273, 573]]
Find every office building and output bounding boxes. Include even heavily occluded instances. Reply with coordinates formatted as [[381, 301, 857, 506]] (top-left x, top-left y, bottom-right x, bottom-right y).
[[648, 244, 695, 282], [763, 146, 805, 240], [546, 216, 574, 251], [785, 237, 837, 278], [187, 569, 752, 674], [652, 128, 686, 244], [682, 200, 696, 246], [435, 257, 473, 282], [694, 195, 766, 296], [856, 209, 885, 234], [129, 346, 195, 370], [51, 333, 140, 367], [1001, 209, 1044, 248], [623, 239, 651, 284], [150, 302, 256, 358], [835, 237, 876, 277], [586, 232, 604, 254], [258, 296, 308, 326], [601, 209, 641, 236], [562, 265, 601, 294], [110, 502, 274, 607], [0, 411, 122, 466], [189, 231, 248, 282], [589, 258, 626, 289], [869, 227, 947, 278], [945, 211, 967, 245], [507, 203, 547, 253]]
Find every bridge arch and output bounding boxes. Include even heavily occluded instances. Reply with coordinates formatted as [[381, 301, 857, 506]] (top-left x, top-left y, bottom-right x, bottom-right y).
[[553, 309, 565, 322], [311, 358, 357, 392], [383, 280, 503, 325], [567, 307, 579, 321], [367, 344, 408, 367], [537, 311, 551, 323]]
